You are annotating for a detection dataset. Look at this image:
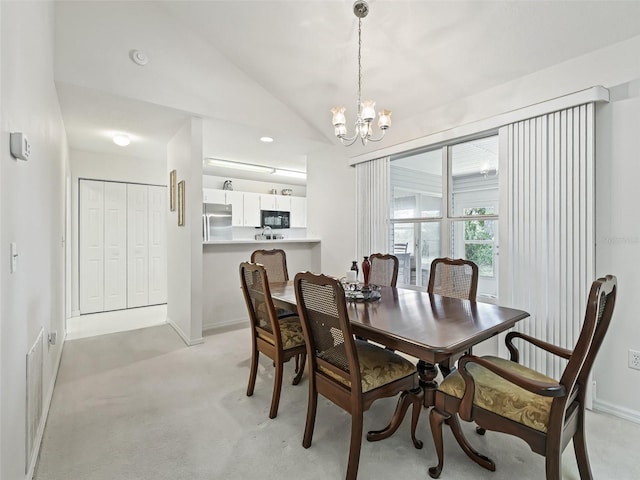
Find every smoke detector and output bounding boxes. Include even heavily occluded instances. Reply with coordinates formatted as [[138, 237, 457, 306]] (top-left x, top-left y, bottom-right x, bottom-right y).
[[129, 49, 149, 66]]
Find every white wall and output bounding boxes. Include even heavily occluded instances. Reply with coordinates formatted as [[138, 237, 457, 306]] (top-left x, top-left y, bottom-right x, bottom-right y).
[[594, 79, 640, 420], [69, 149, 166, 315], [202, 242, 320, 330], [306, 147, 356, 277], [0, 2, 68, 478], [309, 36, 640, 421], [166, 119, 203, 345]]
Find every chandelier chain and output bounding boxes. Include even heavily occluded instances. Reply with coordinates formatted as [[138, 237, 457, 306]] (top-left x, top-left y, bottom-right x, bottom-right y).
[[357, 17, 362, 116]]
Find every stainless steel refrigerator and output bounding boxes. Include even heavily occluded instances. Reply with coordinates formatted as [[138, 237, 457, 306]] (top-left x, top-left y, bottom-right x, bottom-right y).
[[202, 203, 232, 241]]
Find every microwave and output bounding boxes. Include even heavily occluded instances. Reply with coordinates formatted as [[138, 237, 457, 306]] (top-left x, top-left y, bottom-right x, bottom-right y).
[[261, 210, 290, 229]]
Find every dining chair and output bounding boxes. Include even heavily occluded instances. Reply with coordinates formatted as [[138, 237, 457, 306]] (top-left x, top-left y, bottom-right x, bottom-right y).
[[394, 242, 408, 254], [427, 275, 617, 480], [368, 253, 399, 287], [251, 248, 296, 318], [294, 271, 422, 480], [427, 257, 479, 376], [239, 262, 306, 419], [427, 257, 479, 301], [251, 248, 289, 282]]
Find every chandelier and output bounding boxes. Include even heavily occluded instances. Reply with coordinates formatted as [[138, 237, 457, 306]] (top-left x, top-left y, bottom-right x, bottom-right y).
[[331, 0, 391, 147]]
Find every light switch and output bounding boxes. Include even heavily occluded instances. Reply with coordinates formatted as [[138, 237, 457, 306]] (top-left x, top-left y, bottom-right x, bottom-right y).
[[10, 242, 17, 273]]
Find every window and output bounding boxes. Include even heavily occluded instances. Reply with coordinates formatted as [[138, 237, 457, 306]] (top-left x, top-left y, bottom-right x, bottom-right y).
[[390, 135, 499, 299]]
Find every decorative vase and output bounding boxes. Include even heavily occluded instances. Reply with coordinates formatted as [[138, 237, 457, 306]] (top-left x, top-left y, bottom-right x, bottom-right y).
[[350, 261, 359, 279], [362, 256, 371, 286]]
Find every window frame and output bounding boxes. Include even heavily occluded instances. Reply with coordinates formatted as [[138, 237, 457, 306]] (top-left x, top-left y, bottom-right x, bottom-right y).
[[390, 131, 499, 295]]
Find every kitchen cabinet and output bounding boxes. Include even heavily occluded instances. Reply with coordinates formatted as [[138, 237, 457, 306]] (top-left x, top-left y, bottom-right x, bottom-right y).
[[203, 188, 303, 228], [290, 196, 307, 228], [260, 194, 291, 211], [243, 192, 261, 226], [203, 188, 225, 204], [225, 191, 244, 227]]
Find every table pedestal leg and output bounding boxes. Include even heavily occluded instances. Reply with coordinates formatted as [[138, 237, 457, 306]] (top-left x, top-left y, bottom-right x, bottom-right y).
[[417, 360, 439, 407], [366, 387, 423, 448]]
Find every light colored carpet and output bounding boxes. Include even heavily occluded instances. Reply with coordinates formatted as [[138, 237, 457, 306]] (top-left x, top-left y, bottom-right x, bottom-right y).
[[35, 324, 640, 480]]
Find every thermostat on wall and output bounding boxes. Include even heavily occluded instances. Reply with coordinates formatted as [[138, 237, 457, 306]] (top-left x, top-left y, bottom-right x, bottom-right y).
[[10, 132, 30, 161]]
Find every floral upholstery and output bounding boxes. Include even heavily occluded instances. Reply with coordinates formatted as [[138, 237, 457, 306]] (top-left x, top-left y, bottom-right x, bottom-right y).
[[319, 340, 417, 393], [257, 316, 305, 350], [438, 355, 557, 432]]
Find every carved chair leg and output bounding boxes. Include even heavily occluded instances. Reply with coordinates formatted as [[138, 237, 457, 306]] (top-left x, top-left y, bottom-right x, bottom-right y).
[[292, 353, 306, 385], [302, 385, 317, 448], [448, 414, 495, 472], [269, 359, 284, 419], [573, 413, 593, 480], [246, 343, 259, 397], [545, 454, 562, 480], [428, 407, 448, 479], [346, 408, 364, 480]]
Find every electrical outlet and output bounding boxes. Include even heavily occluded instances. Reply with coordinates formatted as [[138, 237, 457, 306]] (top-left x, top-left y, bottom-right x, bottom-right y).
[[629, 350, 640, 370]]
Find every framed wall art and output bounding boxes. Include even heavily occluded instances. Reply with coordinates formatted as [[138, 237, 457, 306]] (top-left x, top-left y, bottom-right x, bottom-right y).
[[169, 169, 177, 211]]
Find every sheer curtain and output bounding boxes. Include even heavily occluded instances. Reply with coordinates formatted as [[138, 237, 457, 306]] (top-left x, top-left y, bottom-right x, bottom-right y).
[[499, 103, 595, 379], [355, 157, 391, 260]]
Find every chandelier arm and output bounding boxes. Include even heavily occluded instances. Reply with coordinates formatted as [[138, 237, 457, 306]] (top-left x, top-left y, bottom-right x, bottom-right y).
[[361, 131, 387, 143], [340, 135, 361, 147]]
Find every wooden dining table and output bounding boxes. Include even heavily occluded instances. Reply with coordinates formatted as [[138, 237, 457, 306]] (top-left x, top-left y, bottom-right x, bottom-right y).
[[269, 281, 529, 408]]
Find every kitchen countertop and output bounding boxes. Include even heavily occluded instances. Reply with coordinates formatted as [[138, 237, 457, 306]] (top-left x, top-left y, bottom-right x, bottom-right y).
[[203, 238, 321, 246]]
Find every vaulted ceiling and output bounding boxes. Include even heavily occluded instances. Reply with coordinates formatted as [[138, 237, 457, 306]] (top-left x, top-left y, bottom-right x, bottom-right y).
[[54, 1, 640, 175]]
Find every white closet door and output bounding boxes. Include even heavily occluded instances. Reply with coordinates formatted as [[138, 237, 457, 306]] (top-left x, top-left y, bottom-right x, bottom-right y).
[[148, 185, 167, 305], [127, 184, 149, 308], [79, 180, 105, 314], [103, 182, 127, 311]]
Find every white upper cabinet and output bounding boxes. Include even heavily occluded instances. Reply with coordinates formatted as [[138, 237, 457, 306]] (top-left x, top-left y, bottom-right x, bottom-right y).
[[225, 191, 244, 226], [203, 188, 303, 228], [290, 196, 307, 228], [260, 194, 291, 211], [203, 188, 225, 204], [243, 193, 261, 227]]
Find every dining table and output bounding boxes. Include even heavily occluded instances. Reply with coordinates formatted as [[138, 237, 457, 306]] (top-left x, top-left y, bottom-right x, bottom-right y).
[[268, 280, 529, 442]]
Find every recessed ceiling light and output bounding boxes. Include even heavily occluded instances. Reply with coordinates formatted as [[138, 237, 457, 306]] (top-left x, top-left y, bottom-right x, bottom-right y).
[[260, 136, 274, 143], [113, 134, 131, 147], [129, 49, 149, 66]]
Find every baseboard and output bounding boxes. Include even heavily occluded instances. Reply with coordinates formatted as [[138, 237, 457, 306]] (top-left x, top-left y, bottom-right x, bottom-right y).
[[167, 318, 204, 346], [593, 398, 640, 425], [25, 332, 66, 480], [202, 317, 247, 334]]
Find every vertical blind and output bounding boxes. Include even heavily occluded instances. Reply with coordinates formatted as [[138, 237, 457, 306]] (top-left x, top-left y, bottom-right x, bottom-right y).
[[500, 104, 594, 379], [355, 157, 391, 259]]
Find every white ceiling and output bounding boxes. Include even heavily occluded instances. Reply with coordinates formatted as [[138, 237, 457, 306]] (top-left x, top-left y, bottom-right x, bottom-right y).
[[54, 0, 640, 178]]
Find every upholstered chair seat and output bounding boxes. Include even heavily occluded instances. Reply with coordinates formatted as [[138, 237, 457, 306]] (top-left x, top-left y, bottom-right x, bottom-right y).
[[318, 340, 417, 393], [257, 316, 305, 351], [438, 355, 557, 432]]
